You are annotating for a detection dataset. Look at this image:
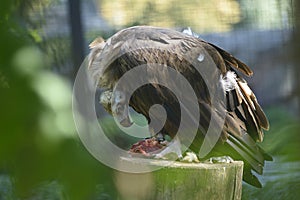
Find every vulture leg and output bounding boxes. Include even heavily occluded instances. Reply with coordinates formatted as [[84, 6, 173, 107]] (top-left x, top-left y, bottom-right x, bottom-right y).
[[153, 132, 166, 143], [154, 136, 183, 159]]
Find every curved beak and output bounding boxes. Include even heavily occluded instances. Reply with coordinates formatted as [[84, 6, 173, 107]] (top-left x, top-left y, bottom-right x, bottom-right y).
[[111, 90, 133, 127], [119, 115, 133, 127]]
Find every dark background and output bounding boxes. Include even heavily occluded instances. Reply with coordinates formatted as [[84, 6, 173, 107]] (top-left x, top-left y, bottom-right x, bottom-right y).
[[0, 0, 299, 199]]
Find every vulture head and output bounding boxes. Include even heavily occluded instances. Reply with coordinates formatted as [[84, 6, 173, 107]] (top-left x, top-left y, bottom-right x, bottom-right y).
[[100, 90, 132, 127]]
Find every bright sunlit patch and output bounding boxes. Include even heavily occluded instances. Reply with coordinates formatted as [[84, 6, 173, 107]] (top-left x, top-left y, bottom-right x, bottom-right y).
[[32, 72, 76, 142], [99, 0, 241, 32], [12, 46, 44, 76], [32, 72, 71, 110], [13, 45, 76, 143]]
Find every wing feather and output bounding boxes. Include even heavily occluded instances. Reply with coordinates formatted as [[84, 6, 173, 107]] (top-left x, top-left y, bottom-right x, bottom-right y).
[[208, 42, 253, 76]]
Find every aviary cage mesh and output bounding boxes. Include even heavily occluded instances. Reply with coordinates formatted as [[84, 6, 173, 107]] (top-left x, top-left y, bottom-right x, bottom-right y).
[[35, 0, 298, 112], [90, 0, 296, 111]]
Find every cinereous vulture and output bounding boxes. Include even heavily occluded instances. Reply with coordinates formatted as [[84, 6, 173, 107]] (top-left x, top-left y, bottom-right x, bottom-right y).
[[88, 26, 272, 187]]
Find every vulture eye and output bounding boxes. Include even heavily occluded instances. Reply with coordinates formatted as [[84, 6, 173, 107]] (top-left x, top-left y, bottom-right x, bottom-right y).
[[113, 90, 126, 104], [115, 104, 124, 114], [117, 94, 125, 102]]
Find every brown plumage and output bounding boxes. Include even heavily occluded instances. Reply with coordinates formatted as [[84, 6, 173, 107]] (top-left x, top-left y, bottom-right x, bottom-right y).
[[88, 26, 271, 187]]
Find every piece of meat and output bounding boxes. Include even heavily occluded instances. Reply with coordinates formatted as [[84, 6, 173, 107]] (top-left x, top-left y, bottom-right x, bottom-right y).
[[129, 138, 166, 156]]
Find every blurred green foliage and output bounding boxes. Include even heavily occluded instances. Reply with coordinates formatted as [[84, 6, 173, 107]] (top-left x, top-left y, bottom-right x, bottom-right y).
[[242, 107, 300, 199], [0, 1, 116, 199]]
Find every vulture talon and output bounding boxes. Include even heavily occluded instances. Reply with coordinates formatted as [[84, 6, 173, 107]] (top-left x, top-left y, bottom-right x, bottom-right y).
[[206, 156, 234, 164], [182, 152, 200, 163]]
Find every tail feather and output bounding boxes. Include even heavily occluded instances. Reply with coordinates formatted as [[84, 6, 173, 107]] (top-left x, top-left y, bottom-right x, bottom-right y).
[[227, 134, 264, 174], [243, 167, 263, 188]]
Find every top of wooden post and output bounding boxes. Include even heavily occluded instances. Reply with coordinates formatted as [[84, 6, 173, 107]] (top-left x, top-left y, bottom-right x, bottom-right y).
[[115, 157, 244, 200]]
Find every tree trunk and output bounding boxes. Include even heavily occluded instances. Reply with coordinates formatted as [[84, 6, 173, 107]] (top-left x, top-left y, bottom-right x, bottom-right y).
[[293, 1, 300, 116], [68, 0, 85, 80]]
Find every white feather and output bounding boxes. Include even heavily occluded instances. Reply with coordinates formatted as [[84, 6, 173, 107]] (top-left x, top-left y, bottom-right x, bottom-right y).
[[182, 27, 200, 38], [220, 71, 238, 92]]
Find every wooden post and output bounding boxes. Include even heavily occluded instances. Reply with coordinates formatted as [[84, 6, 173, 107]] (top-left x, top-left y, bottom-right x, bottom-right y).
[[114, 157, 243, 200]]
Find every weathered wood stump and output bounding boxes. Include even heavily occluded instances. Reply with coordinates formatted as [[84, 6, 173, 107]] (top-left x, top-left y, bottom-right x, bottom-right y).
[[114, 157, 243, 200]]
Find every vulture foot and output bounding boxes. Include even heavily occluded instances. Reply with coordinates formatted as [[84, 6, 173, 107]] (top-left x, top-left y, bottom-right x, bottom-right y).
[[181, 151, 200, 163], [154, 136, 183, 160]]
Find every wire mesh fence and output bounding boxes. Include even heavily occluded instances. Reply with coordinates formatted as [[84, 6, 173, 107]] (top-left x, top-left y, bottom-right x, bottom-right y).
[[35, 0, 296, 111]]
